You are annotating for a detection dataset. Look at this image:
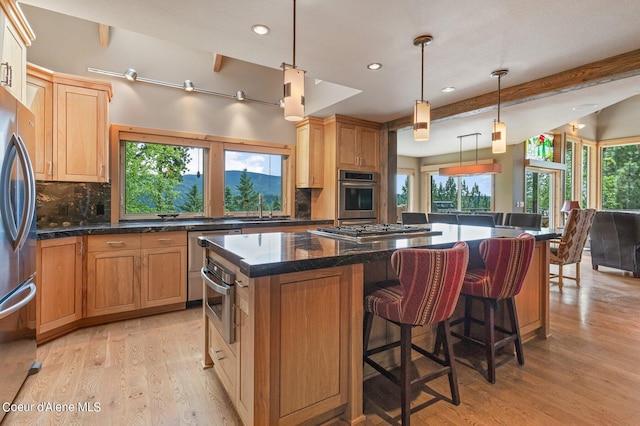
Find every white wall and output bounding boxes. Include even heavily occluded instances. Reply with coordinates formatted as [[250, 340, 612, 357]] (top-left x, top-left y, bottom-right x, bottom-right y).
[[22, 5, 296, 145], [596, 94, 640, 141]]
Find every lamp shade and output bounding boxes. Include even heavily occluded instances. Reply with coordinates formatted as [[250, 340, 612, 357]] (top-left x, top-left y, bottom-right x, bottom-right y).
[[413, 100, 430, 141], [283, 66, 305, 121], [492, 120, 507, 153], [561, 200, 581, 212]]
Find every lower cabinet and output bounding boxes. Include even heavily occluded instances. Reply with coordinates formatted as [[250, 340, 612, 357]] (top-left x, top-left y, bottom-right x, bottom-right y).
[[36, 237, 83, 335], [86, 232, 186, 317]]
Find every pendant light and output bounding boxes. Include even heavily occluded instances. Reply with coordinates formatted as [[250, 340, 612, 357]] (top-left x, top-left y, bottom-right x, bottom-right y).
[[491, 69, 508, 153], [439, 133, 503, 176], [282, 0, 305, 121], [413, 35, 433, 141]]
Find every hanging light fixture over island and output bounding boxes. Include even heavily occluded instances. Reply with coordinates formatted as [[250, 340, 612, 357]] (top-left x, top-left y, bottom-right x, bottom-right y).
[[413, 34, 433, 141], [491, 69, 508, 153], [282, 0, 305, 121]]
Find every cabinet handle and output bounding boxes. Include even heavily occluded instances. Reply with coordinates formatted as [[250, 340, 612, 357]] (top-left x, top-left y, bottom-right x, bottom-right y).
[[78, 241, 83, 256], [157, 238, 173, 242], [0, 62, 11, 87], [235, 279, 247, 288], [99, 165, 105, 177], [48, 161, 53, 175], [106, 241, 124, 245], [213, 349, 226, 360]]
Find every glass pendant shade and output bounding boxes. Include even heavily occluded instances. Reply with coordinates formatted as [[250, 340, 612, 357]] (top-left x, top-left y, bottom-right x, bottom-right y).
[[492, 120, 507, 153], [283, 66, 305, 121], [413, 100, 430, 141]]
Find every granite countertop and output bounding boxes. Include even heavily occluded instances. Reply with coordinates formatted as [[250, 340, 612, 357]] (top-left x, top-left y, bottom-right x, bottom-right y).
[[36, 217, 334, 240], [200, 223, 560, 277]]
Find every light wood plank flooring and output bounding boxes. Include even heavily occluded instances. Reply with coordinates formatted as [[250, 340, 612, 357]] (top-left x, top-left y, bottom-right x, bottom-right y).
[[5, 253, 640, 425]]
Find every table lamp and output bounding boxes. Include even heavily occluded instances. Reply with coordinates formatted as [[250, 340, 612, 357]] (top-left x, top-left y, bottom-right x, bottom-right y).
[[561, 200, 581, 213]]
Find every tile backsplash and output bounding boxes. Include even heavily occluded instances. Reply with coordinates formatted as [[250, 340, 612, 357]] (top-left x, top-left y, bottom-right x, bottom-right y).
[[37, 181, 111, 227]]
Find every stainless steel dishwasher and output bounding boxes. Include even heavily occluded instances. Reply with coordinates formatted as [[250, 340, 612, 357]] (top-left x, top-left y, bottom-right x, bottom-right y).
[[187, 229, 241, 304]]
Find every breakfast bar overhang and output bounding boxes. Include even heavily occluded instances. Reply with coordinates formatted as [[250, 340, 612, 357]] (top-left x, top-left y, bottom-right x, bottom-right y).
[[198, 224, 557, 425]]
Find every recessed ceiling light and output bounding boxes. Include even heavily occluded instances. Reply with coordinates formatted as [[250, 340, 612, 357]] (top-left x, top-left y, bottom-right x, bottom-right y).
[[441, 86, 456, 93], [572, 103, 598, 111], [251, 24, 270, 35], [367, 63, 382, 70]]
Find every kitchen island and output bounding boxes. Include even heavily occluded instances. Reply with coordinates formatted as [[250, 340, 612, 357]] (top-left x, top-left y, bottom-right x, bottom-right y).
[[199, 224, 557, 425]]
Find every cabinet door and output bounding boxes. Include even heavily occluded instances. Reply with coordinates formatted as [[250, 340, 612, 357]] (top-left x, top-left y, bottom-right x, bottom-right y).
[[140, 245, 187, 308], [336, 123, 358, 169], [1, 19, 26, 102], [296, 121, 324, 188], [55, 84, 108, 182], [358, 127, 379, 171], [26, 74, 54, 180], [87, 249, 140, 317], [37, 237, 83, 335]]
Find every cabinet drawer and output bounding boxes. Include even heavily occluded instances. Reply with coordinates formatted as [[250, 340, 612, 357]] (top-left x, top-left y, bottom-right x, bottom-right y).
[[88, 234, 141, 252], [141, 231, 187, 248], [208, 317, 237, 398]]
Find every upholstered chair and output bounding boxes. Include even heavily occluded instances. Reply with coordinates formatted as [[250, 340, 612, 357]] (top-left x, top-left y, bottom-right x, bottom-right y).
[[450, 233, 535, 384], [550, 208, 596, 291], [363, 242, 469, 425]]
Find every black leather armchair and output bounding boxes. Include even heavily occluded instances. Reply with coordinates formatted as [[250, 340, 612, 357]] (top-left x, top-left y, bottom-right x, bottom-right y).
[[590, 211, 640, 278]]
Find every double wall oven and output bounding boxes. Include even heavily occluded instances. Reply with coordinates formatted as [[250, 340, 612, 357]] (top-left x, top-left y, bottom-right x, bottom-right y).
[[337, 169, 378, 225]]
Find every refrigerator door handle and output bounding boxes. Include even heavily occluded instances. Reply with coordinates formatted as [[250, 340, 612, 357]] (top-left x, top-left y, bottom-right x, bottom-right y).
[[0, 280, 36, 320], [15, 135, 35, 250], [0, 134, 35, 251]]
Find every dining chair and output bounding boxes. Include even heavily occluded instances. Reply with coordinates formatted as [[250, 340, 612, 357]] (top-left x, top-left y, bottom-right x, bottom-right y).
[[549, 208, 596, 291]]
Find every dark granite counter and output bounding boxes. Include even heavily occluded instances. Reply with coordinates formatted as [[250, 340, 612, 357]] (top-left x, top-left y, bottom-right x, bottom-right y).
[[36, 217, 334, 240], [200, 223, 559, 277]]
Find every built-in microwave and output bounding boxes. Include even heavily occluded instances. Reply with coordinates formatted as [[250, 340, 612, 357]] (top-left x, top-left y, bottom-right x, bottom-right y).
[[337, 170, 378, 221]]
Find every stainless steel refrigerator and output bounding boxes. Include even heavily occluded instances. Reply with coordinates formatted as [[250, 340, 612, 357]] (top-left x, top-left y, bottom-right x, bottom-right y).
[[0, 86, 39, 422]]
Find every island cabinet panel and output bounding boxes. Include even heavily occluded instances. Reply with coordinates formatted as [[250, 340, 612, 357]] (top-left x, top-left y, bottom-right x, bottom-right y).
[[279, 275, 343, 417], [140, 232, 187, 308], [207, 316, 237, 397], [235, 284, 253, 425], [36, 237, 83, 336], [514, 240, 550, 339]]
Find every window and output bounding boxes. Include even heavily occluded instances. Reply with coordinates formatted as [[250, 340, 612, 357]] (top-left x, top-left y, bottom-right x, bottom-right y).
[[581, 145, 591, 208], [397, 173, 409, 208], [601, 143, 640, 210], [224, 150, 283, 213], [430, 174, 493, 212], [114, 125, 294, 221], [565, 140, 574, 202], [122, 140, 205, 217]]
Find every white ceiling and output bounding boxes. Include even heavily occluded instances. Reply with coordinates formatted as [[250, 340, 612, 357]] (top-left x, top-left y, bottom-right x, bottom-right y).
[[20, 0, 640, 156]]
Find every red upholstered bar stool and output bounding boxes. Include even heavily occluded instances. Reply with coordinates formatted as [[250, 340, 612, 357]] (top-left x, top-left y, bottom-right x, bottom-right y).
[[450, 233, 535, 384], [363, 242, 469, 425]]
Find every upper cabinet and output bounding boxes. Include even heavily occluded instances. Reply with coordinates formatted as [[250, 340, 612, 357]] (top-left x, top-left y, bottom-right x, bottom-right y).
[[0, 0, 35, 103], [336, 121, 380, 172], [26, 64, 113, 182], [295, 117, 324, 188]]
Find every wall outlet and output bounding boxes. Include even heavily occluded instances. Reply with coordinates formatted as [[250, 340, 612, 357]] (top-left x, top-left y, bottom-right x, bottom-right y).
[[58, 204, 68, 215], [515, 201, 525, 208]]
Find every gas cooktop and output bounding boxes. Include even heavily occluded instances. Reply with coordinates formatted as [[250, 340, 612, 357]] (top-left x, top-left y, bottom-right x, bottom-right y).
[[311, 224, 442, 243]]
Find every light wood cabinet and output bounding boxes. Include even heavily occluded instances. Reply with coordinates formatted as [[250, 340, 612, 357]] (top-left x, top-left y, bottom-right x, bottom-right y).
[[0, 0, 34, 103], [25, 64, 53, 180], [140, 233, 187, 308], [25, 64, 112, 182], [295, 117, 324, 188], [36, 237, 83, 336], [336, 119, 379, 172], [87, 232, 186, 317]]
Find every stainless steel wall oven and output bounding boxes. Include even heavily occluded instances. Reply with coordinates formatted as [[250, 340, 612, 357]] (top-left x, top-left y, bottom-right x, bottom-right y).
[[337, 169, 378, 222]]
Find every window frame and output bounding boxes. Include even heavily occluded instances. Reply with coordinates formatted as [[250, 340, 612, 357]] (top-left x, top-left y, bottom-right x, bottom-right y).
[[110, 125, 294, 223]]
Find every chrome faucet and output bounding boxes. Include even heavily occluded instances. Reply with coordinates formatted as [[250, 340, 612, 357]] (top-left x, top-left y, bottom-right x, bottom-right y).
[[258, 194, 263, 219]]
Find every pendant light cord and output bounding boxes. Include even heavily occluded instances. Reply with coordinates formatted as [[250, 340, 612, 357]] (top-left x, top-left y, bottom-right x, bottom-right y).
[[292, 0, 296, 68], [420, 41, 424, 102], [497, 74, 501, 122]]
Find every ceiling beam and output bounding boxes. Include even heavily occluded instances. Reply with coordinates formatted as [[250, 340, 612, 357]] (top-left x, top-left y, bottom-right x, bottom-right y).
[[213, 54, 223, 72], [388, 49, 640, 131], [98, 24, 110, 47]]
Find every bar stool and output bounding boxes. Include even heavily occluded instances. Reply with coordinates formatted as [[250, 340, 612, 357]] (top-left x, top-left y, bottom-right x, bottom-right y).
[[363, 242, 469, 425], [449, 233, 535, 384]]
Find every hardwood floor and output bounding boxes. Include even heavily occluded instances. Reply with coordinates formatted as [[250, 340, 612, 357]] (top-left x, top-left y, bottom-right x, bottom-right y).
[[6, 253, 640, 425]]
